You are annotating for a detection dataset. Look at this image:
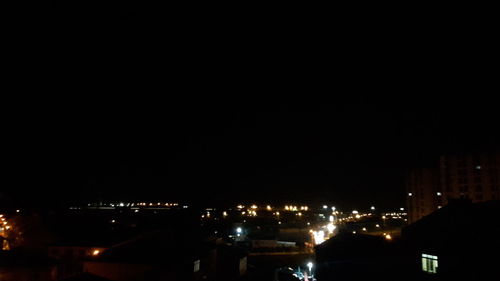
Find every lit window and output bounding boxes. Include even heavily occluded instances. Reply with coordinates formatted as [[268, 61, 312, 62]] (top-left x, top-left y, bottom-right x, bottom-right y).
[[422, 254, 438, 274], [194, 260, 200, 273]]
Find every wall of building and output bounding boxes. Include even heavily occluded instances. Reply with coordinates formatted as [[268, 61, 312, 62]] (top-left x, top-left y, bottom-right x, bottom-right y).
[[407, 152, 500, 223]]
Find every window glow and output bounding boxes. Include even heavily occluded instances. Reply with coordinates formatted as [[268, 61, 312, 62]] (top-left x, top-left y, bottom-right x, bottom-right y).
[[422, 254, 438, 274], [194, 260, 200, 273]]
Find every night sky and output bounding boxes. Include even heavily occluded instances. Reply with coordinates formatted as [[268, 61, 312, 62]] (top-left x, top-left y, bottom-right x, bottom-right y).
[[4, 4, 498, 210], [4, 96, 499, 210]]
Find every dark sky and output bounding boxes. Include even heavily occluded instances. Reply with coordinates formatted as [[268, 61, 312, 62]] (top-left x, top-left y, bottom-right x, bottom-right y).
[[4, 4, 499, 210], [4, 97, 499, 210]]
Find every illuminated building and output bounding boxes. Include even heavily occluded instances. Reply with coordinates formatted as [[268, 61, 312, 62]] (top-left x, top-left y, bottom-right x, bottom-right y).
[[407, 152, 500, 223]]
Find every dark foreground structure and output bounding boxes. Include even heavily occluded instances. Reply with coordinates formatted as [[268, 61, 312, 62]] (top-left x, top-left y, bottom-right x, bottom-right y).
[[315, 200, 500, 281]]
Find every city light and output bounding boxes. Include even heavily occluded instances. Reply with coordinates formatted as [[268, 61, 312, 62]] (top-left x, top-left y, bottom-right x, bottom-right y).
[[376, 224, 380, 228], [236, 227, 242, 234], [266, 205, 272, 211], [385, 234, 392, 240], [352, 210, 359, 214], [327, 223, 336, 233], [323, 205, 328, 209], [251, 205, 257, 209], [312, 230, 325, 245], [223, 211, 228, 217], [437, 192, 442, 196], [329, 215, 334, 222], [362, 227, 367, 231], [371, 206, 376, 210], [408, 193, 413, 196], [331, 206, 336, 211], [307, 262, 313, 274], [92, 250, 100, 256]]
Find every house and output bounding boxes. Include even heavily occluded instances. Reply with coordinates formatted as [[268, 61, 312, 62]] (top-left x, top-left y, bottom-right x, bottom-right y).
[[83, 231, 217, 281], [315, 233, 416, 281], [402, 200, 500, 281]]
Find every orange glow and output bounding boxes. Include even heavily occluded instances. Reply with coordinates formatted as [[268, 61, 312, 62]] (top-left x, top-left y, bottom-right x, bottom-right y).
[[92, 250, 100, 256]]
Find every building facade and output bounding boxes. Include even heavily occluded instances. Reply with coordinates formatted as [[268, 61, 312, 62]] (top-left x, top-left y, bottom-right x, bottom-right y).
[[407, 152, 500, 224]]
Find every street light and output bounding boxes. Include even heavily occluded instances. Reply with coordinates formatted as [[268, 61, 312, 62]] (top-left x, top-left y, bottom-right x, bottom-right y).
[[236, 227, 242, 234], [307, 262, 313, 275]]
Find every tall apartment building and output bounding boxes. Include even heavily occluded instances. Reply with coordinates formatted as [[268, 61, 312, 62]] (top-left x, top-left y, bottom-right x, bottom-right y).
[[407, 152, 500, 224]]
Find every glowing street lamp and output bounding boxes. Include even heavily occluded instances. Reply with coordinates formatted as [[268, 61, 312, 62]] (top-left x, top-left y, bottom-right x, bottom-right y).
[[307, 262, 313, 275], [236, 227, 242, 234]]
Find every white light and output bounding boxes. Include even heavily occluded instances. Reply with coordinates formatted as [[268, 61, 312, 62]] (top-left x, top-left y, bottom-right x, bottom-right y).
[[313, 230, 325, 245], [385, 234, 392, 240], [236, 227, 242, 234], [436, 192, 442, 196], [92, 249, 100, 256], [371, 206, 375, 210], [400, 208, 404, 211], [111, 220, 115, 223], [476, 165, 481, 170], [119, 203, 124, 207], [329, 215, 334, 222], [307, 262, 313, 273], [376, 224, 380, 228], [352, 210, 359, 214], [353, 231, 356, 234], [331, 206, 336, 211], [362, 227, 367, 231], [16, 210, 20, 213], [323, 205, 328, 209], [408, 193, 413, 196], [134, 210, 139, 213], [327, 223, 336, 233]]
